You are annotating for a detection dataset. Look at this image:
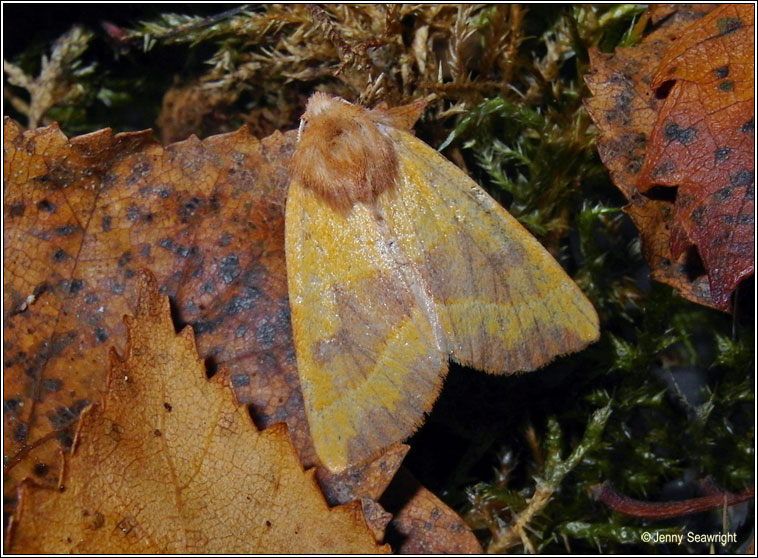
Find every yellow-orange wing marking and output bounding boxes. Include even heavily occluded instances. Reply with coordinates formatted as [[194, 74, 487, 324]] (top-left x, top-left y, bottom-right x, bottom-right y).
[[286, 181, 447, 472], [381, 127, 600, 373]]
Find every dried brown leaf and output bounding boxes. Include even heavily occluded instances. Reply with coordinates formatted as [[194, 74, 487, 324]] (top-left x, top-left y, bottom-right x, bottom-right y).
[[6, 271, 388, 554]]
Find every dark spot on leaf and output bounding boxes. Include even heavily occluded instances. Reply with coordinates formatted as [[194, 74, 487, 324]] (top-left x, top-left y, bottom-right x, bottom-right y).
[[626, 159, 642, 174], [219, 254, 240, 284], [718, 81, 734, 92], [9, 203, 25, 217], [48, 400, 89, 428], [741, 118, 754, 133], [4, 351, 26, 370], [175, 244, 190, 258], [126, 205, 140, 221], [232, 374, 250, 387], [178, 196, 204, 221], [84, 292, 98, 304], [57, 430, 74, 447], [737, 213, 753, 225], [55, 225, 76, 236], [43, 378, 63, 392], [713, 65, 729, 79], [690, 205, 706, 226], [664, 123, 696, 145], [715, 147, 731, 163], [128, 161, 151, 184], [70, 279, 85, 295], [677, 128, 696, 145], [159, 237, 174, 250], [95, 327, 108, 344], [257, 323, 276, 348], [154, 429, 162, 437], [164, 402, 172, 412], [227, 291, 259, 315], [193, 317, 221, 335], [730, 170, 754, 187], [4, 398, 22, 414], [613, 91, 633, 124], [276, 308, 290, 328], [218, 233, 233, 247], [235, 324, 248, 338], [14, 423, 28, 442], [33, 463, 49, 476], [37, 199, 56, 212], [25, 364, 41, 379], [53, 249, 67, 262], [716, 187, 732, 200], [717, 17, 742, 36], [242, 264, 267, 288], [653, 161, 675, 177], [118, 251, 132, 267], [102, 215, 112, 232]]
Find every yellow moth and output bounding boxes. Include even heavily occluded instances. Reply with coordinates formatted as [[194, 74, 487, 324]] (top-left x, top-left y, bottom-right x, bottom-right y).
[[286, 93, 599, 473]]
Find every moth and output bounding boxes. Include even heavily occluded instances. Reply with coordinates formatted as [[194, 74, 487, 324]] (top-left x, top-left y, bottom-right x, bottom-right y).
[[286, 92, 599, 472]]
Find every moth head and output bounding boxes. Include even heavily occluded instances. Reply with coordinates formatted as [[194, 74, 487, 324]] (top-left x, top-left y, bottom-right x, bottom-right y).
[[291, 93, 399, 211], [297, 93, 349, 141]]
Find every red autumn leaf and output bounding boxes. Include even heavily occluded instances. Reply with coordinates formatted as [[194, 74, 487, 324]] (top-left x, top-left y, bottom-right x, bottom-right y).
[[585, 4, 753, 310], [637, 4, 754, 309]]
